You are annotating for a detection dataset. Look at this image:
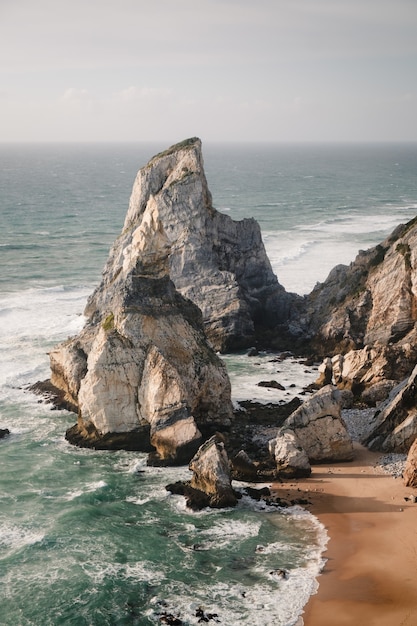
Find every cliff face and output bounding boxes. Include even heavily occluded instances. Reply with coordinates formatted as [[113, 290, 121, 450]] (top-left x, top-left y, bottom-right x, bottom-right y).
[[49, 137, 417, 459], [85, 137, 299, 352], [304, 216, 417, 453], [304, 218, 417, 390], [305, 218, 417, 356], [50, 198, 233, 463]]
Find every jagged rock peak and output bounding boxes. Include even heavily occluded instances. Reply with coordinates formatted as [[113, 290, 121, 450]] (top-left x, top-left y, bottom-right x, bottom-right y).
[[85, 137, 300, 352], [124, 137, 212, 233]]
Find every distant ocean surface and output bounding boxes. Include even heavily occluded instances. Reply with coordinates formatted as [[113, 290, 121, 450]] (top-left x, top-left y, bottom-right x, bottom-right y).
[[1, 142, 416, 625]]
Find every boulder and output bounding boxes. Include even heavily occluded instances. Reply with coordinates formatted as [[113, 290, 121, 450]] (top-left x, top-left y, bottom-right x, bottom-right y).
[[51, 196, 233, 463], [314, 357, 332, 387], [0, 428, 10, 439], [269, 428, 311, 477], [282, 385, 354, 463], [189, 435, 238, 508], [364, 365, 417, 453], [403, 437, 417, 487], [257, 380, 285, 390], [230, 449, 258, 481], [361, 380, 398, 407], [148, 413, 203, 466]]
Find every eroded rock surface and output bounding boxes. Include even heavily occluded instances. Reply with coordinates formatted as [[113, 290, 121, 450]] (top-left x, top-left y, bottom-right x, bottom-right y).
[[364, 365, 417, 453], [85, 137, 300, 352], [281, 386, 354, 463], [51, 195, 233, 463], [305, 218, 417, 388], [166, 435, 238, 509], [189, 435, 238, 508], [269, 429, 311, 477]]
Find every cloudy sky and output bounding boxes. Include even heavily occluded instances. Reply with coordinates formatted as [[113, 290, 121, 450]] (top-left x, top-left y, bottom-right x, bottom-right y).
[[1, 0, 416, 143]]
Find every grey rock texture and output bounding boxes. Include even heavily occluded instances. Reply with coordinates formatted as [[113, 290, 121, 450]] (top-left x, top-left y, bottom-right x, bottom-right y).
[[85, 137, 299, 352], [364, 365, 417, 453], [189, 435, 238, 508], [269, 428, 311, 477], [281, 386, 354, 463], [315, 347, 404, 397], [304, 218, 417, 388], [360, 380, 398, 407], [51, 196, 233, 462]]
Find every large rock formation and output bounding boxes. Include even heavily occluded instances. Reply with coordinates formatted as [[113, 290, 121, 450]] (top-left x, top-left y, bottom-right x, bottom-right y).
[[51, 198, 233, 463], [304, 218, 417, 389], [280, 386, 354, 463], [305, 219, 417, 351], [85, 137, 299, 352]]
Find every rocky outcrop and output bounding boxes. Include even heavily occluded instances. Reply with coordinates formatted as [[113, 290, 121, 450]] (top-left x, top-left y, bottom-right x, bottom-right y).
[[361, 380, 398, 407], [403, 437, 417, 487], [51, 198, 233, 463], [85, 137, 300, 352], [189, 435, 238, 508], [315, 347, 404, 399], [269, 429, 311, 477], [230, 449, 258, 481], [301, 216, 417, 453], [364, 366, 417, 453], [304, 217, 417, 387], [281, 386, 354, 463], [166, 435, 238, 509]]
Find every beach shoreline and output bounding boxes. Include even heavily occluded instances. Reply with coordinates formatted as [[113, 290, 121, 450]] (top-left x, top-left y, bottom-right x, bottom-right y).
[[274, 442, 417, 626]]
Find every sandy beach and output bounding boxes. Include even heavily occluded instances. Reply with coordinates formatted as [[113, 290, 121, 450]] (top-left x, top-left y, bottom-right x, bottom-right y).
[[276, 442, 417, 626]]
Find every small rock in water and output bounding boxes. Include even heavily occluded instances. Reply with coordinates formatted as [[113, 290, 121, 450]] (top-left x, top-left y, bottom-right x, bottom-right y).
[[257, 380, 285, 390], [158, 612, 183, 625], [196, 607, 220, 623], [269, 568, 289, 580]]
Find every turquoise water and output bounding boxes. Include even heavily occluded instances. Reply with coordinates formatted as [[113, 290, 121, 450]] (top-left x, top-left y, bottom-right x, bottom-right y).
[[1, 142, 417, 625], [0, 405, 323, 625]]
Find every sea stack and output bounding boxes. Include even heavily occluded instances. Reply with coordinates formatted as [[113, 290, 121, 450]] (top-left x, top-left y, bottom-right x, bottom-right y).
[[85, 137, 299, 352], [50, 150, 235, 463]]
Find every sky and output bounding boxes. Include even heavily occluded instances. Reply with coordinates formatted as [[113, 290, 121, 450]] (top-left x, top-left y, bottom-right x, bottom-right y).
[[0, 0, 416, 143]]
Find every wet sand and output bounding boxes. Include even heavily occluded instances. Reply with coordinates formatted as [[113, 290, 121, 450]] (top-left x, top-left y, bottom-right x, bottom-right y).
[[276, 443, 417, 626]]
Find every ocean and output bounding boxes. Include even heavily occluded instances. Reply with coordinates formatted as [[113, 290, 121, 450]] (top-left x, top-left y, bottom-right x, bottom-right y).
[[1, 141, 416, 625]]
